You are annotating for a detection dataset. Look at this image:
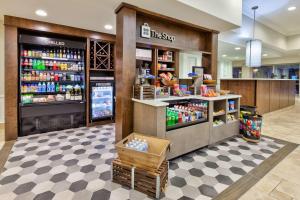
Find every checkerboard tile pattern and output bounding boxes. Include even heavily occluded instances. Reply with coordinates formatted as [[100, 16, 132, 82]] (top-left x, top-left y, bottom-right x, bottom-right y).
[[0, 124, 285, 200]]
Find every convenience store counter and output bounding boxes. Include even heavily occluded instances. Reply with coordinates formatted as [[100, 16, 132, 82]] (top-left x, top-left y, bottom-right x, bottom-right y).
[[132, 95, 241, 159]]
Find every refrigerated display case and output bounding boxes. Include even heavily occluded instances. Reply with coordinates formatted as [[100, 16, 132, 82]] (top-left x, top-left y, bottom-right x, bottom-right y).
[[90, 78, 114, 121], [18, 33, 86, 136]]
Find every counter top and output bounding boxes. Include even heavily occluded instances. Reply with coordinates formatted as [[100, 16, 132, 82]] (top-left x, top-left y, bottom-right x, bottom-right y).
[[221, 78, 297, 81], [132, 94, 241, 107]]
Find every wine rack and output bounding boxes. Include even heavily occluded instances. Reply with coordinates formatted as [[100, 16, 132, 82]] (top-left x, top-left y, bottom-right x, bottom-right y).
[[90, 40, 114, 71]]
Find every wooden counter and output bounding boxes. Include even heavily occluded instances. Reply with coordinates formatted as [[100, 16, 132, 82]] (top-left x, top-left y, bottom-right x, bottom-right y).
[[133, 95, 241, 159], [221, 79, 296, 114]]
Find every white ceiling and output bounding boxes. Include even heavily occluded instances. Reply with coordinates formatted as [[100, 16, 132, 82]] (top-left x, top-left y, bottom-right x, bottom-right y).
[[243, 0, 300, 36], [0, 0, 240, 35]]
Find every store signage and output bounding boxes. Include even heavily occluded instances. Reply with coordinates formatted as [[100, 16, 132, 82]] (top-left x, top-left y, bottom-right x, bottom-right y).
[[47, 40, 65, 46], [141, 23, 175, 43]]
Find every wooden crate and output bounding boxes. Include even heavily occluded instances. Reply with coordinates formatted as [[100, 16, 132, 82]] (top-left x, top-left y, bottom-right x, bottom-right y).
[[133, 85, 155, 100], [115, 133, 170, 172], [112, 158, 168, 198]]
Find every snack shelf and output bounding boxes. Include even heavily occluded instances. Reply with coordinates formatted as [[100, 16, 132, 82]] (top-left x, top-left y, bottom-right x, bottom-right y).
[[20, 100, 85, 107], [21, 56, 83, 62], [22, 69, 84, 73]]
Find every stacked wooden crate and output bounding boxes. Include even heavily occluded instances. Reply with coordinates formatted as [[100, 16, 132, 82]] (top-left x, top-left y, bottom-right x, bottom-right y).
[[112, 133, 170, 198], [133, 85, 155, 100]]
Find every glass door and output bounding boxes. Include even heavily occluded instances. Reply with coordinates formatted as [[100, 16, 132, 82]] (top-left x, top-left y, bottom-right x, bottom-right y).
[[91, 85, 113, 120]]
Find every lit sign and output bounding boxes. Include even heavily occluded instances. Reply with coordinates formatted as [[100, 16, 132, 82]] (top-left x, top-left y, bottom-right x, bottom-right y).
[[141, 23, 175, 43]]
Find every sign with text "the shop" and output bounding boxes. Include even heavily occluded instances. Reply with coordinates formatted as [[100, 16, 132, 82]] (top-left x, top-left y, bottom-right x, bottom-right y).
[[140, 23, 175, 43]]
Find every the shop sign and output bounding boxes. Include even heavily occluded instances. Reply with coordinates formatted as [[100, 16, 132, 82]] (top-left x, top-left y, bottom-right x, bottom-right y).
[[141, 23, 175, 43]]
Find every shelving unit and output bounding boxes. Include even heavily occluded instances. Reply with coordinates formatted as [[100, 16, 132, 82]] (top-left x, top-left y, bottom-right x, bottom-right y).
[[89, 40, 114, 71], [18, 33, 86, 136], [135, 47, 179, 87], [209, 97, 240, 144]]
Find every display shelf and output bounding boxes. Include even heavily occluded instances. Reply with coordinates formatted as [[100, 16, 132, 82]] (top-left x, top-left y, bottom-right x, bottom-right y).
[[227, 109, 238, 114], [21, 80, 82, 84], [213, 112, 226, 117], [22, 69, 84, 73], [20, 100, 85, 107], [136, 57, 152, 62], [21, 56, 83, 62], [157, 60, 174, 63], [166, 118, 207, 131], [158, 68, 175, 72], [21, 91, 66, 95]]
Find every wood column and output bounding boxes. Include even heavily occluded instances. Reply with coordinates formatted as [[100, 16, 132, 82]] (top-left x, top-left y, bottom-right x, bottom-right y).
[[115, 7, 137, 142], [211, 33, 218, 80], [4, 25, 18, 141]]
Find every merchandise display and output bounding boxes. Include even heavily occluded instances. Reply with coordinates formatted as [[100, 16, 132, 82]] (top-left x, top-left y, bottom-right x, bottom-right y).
[[213, 109, 225, 116], [166, 100, 208, 128], [228, 100, 236, 111], [227, 114, 236, 122], [213, 119, 225, 127], [20, 46, 85, 105]]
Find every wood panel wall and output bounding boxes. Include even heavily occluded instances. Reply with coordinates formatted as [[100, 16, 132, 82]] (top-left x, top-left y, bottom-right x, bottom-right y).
[[221, 80, 256, 106], [256, 81, 270, 114], [221, 80, 296, 115], [269, 81, 281, 112]]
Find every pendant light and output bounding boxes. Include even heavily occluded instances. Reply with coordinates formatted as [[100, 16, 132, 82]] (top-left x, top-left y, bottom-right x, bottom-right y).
[[246, 6, 262, 67]]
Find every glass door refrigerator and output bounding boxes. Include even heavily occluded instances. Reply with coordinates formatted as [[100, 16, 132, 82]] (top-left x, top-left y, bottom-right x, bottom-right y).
[[90, 77, 114, 122]]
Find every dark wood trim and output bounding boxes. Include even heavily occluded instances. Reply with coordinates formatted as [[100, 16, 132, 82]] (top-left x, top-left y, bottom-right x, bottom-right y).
[[115, 2, 219, 34], [4, 16, 116, 41], [214, 140, 298, 200], [0, 141, 15, 173], [4, 25, 18, 141], [115, 6, 137, 142], [86, 38, 91, 126]]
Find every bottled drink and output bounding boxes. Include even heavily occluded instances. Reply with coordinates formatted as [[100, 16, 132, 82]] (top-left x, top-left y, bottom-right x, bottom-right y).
[[63, 49, 66, 58], [66, 49, 70, 59], [50, 50, 54, 58], [46, 49, 50, 57], [77, 50, 81, 60], [59, 48, 63, 58], [42, 49, 46, 57], [56, 83, 60, 92]]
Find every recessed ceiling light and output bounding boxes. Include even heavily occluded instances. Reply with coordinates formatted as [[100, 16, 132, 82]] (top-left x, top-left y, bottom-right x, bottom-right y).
[[222, 54, 227, 57], [35, 9, 47, 17], [235, 47, 241, 50], [263, 53, 268, 57], [234, 56, 240, 59], [104, 24, 113, 30], [288, 6, 296, 11]]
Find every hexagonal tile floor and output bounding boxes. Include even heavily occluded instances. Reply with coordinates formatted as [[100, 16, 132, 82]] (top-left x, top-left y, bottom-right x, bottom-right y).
[[0, 124, 285, 200]]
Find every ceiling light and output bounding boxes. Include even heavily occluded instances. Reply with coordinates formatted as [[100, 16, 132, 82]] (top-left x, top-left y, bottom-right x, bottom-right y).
[[222, 54, 227, 57], [235, 47, 241, 50], [104, 24, 113, 30], [263, 53, 268, 57], [35, 9, 47, 17], [288, 6, 296, 11], [246, 6, 262, 67], [234, 56, 240, 59]]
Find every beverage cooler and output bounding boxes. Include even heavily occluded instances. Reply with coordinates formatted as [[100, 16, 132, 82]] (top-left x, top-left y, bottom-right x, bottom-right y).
[[18, 33, 86, 136], [90, 77, 115, 122]]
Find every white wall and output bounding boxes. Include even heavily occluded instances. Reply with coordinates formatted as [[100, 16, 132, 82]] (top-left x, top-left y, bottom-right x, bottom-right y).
[[218, 59, 233, 79], [177, 0, 242, 27], [0, 20, 4, 123]]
